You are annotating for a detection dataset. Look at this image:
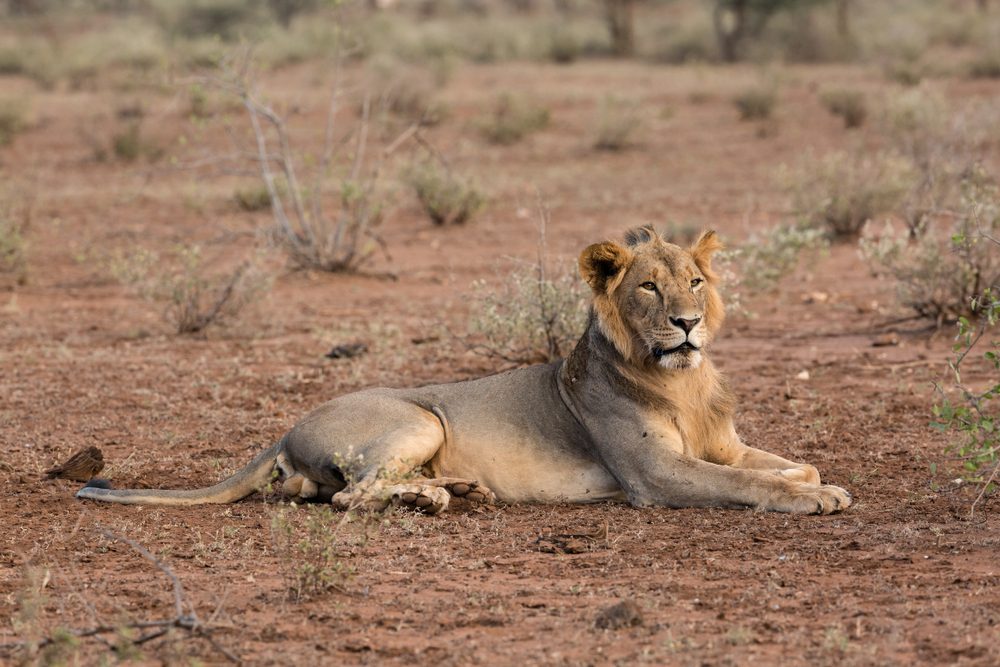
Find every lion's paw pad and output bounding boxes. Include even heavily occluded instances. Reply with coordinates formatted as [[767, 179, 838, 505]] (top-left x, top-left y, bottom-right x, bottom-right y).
[[443, 480, 496, 504], [390, 485, 450, 514]]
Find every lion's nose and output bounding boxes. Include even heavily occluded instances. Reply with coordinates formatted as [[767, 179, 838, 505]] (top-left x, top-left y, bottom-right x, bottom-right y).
[[670, 316, 701, 334]]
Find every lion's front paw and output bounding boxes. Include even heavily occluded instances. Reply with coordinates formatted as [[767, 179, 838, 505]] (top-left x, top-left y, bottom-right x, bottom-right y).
[[779, 483, 852, 515]]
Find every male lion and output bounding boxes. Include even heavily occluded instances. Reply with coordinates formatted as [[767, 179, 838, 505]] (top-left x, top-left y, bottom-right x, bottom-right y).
[[78, 226, 852, 515]]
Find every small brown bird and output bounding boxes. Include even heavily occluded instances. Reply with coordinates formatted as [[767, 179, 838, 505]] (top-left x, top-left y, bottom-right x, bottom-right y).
[[44, 446, 105, 482]]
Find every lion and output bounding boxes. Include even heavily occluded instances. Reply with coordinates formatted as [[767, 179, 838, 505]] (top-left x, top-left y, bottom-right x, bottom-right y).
[[77, 226, 852, 515]]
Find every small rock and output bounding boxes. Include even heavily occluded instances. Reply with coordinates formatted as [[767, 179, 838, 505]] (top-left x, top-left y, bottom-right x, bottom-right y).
[[872, 333, 900, 347], [324, 342, 368, 359], [802, 291, 830, 304], [595, 600, 644, 630], [795, 370, 810, 381]]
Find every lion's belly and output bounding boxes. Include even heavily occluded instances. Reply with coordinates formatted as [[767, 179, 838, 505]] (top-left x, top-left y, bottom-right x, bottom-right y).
[[430, 441, 624, 503]]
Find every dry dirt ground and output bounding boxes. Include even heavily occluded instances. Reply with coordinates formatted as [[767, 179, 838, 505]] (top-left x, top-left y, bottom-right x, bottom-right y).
[[1, 61, 999, 665]]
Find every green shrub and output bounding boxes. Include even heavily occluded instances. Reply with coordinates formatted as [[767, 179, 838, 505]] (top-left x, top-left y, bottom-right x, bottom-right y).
[[405, 162, 485, 226], [0, 99, 27, 146], [0, 213, 27, 284], [788, 150, 914, 239], [932, 287, 1000, 514], [733, 86, 776, 121], [234, 185, 273, 212], [189, 83, 211, 118], [820, 88, 867, 128], [592, 95, 642, 151], [478, 93, 550, 145]]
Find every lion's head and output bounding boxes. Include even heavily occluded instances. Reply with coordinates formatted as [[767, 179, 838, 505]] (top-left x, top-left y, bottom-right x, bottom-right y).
[[579, 226, 724, 370]]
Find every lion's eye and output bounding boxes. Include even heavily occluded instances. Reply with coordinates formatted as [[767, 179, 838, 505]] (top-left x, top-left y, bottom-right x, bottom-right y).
[[640, 281, 657, 291], [691, 277, 704, 288]]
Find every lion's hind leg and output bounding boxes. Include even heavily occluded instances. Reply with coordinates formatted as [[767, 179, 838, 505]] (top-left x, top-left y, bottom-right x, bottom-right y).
[[317, 403, 449, 513], [735, 446, 821, 485], [386, 483, 452, 514], [384, 478, 496, 514], [422, 477, 496, 504], [334, 478, 495, 515]]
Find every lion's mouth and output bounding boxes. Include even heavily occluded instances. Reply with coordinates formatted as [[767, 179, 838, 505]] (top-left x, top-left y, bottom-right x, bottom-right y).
[[652, 341, 699, 358]]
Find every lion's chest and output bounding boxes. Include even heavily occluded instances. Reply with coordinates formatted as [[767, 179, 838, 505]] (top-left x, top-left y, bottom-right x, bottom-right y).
[[642, 407, 733, 463]]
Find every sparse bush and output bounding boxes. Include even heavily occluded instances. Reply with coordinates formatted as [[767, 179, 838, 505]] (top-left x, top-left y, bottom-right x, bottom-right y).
[[546, 25, 582, 64], [881, 89, 1000, 232], [788, 150, 914, 239], [269, 504, 370, 600], [0, 47, 28, 76], [112, 122, 143, 161], [108, 244, 272, 334], [733, 86, 776, 121], [228, 58, 408, 274], [369, 60, 447, 126], [592, 95, 642, 151], [234, 185, 273, 212], [468, 257, 588, 365], [406, 162, 486, 226], [171, 0, 267, 40], [860, 169, 1000, 323], [661, 221, 702, 246], [820, 88, 867, 128], [968, 48, 1000, 79], [189, 83, 211, 118], [0, 99, 27, 146], [644, 20, 718, 64], [266, 0, 323, 28], [932, 286, 1000, 514], [0, 214, 27, 284], [884, 58, 924, 86], [478, 93, 550, 145], [721, 224, 827, 301]]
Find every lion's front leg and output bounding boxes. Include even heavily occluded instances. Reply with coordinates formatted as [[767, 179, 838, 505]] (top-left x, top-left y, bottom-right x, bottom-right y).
[[590, 423, 851, 514], [622, 454, 852, 515]]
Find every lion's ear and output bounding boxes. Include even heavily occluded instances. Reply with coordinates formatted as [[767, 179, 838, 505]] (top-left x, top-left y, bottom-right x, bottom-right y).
[[688, 230, 723, 275], [579, 241, 632, 294]]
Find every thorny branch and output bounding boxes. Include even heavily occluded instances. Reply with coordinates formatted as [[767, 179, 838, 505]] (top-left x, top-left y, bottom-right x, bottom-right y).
[[0, 529, 241, 664]]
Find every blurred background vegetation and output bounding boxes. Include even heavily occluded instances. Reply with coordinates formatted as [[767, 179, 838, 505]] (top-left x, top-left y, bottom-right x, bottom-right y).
[[0, 0, 997, 85]]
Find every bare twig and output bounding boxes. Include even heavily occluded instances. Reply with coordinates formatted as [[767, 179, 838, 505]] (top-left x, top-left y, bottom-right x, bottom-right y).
[[1, 529, 242, 663], [214, 51, 416, 274], [971, 461, 1000, 520]]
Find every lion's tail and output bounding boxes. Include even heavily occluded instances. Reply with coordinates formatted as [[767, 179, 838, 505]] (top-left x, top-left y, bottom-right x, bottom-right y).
[[75, 441, 282, 506]]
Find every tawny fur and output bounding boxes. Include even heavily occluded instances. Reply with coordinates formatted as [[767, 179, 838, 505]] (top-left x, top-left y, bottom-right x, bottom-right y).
[[77, 227, 852, 516]]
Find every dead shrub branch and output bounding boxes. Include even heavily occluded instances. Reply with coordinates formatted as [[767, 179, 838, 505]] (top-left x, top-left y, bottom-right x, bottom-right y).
[[2, 529, 241, 664], [214, 50, 417, 274]]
